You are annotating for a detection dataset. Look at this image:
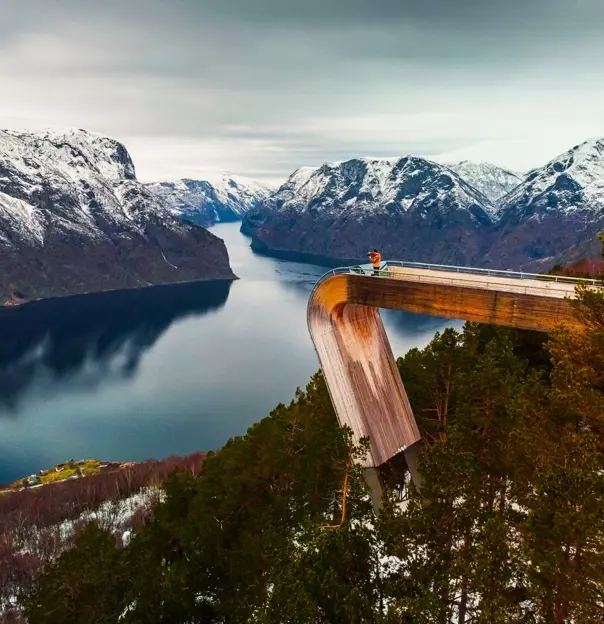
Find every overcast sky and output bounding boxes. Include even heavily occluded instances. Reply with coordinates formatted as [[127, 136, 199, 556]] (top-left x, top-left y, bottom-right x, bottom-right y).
[[1, 0, 603, 185]]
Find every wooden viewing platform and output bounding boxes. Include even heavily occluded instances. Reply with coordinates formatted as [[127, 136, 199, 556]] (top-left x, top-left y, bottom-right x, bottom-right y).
[[307, 261, 598, 501]]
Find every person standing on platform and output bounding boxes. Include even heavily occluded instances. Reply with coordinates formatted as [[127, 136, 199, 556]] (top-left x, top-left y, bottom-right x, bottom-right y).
[[368, 249, 382, 276]]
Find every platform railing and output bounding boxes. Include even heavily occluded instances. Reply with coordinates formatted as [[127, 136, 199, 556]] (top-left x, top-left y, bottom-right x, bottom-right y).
[[382, 260, 601, 285], [314, 260, 601, 286]]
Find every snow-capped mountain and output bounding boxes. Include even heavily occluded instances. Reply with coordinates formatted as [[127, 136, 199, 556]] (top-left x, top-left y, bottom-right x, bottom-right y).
[[243, 143, 604, 271], [484, 139, 604, 269], [274, 166, 319, 197], [0, 129, 235, 303], [243, 156, 496, 266], [447, 161, 522, 204], [146, 174, 273, 227]]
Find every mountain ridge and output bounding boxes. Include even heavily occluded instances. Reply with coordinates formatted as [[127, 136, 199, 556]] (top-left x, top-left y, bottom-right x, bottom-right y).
[[244, 155, 496, 267], [243, 141, 604, 270], [0, 128, 236, 303]]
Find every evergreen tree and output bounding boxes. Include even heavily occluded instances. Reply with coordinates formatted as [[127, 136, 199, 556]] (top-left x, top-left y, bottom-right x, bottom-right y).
[[267, 523, 381, 623], [21, 523, 126, 624], [396, 327, 466, 442]]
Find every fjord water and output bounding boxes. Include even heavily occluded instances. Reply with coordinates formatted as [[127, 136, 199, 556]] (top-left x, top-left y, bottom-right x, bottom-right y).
[[0, 223, 462, 484]]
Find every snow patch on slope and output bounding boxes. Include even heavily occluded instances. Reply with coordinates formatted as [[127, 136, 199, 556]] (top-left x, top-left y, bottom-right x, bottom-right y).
[[146, 174, 273, 225], [447, 160, 522, 204], [284, 166, 318, 191], [0, 192, 45, 244], [14, 487, 164, 562], [500, 138, 604, 218]]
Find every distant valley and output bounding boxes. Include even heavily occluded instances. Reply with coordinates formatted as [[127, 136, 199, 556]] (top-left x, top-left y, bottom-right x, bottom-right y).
[[145, 175, 273, 228]]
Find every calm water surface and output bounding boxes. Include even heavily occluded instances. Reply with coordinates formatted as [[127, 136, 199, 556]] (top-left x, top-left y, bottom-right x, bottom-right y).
[[0, 223, 462, 483]]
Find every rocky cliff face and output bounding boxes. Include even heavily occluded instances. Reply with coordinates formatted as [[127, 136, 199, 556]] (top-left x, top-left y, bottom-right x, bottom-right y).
[[0, 129, 236, 304], [146, 175, 272, 227], [243, 143, 604, 271]]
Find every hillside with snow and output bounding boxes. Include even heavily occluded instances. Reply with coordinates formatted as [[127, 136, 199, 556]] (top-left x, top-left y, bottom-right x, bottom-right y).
[[485, 138, 604, 269], [146, 174, 273, 227], [0, 451, 205, 620], [0, 129, 235, 303], [447, 161, 522, 204], [243, 156, 496, 266]]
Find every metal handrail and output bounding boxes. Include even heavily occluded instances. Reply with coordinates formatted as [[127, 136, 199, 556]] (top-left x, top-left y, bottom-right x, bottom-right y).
[[312, 261, 601, 287], [382, 260, 600, 285]]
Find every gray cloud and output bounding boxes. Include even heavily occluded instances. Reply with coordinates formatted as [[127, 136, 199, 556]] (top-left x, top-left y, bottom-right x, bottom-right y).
[[1, 0, 603, 183]]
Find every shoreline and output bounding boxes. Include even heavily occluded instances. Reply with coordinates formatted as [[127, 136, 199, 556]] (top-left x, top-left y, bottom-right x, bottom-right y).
[[1, 450, 213, 494], [249, 237, 366, 270], [242, 229, 576, 275], [0, 274, 239, 310], [0, 458, 135, 493], [239, 226, 365, 269], [240, 223, 391, 269]]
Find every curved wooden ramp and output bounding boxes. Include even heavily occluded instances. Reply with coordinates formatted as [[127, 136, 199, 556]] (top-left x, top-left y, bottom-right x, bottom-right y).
[[307, 262, 594, 492]]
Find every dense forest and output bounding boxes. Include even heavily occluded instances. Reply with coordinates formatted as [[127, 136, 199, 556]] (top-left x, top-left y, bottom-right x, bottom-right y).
[[8, 276, 601, 623]]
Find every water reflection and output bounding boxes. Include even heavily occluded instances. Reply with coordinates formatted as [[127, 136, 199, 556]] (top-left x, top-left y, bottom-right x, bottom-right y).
[[0, 280, 232, 412]]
